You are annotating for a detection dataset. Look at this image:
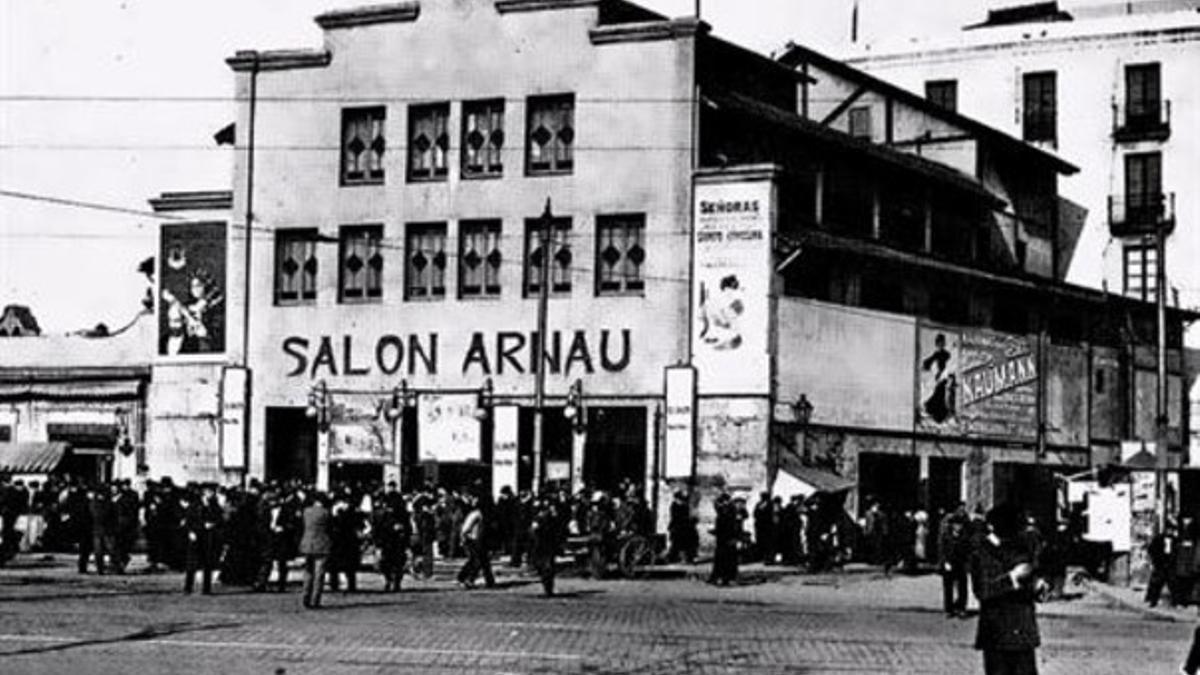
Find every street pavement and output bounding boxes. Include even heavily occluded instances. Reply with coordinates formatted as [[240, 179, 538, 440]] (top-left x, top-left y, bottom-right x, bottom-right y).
[[0, 555, 1192, 674]]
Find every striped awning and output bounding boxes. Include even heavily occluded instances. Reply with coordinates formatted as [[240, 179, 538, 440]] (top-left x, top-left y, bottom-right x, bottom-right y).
[[0, 442, 70, 474]]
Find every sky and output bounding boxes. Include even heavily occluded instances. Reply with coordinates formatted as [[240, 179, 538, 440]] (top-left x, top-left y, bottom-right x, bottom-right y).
[[0, 0, 992, 333]]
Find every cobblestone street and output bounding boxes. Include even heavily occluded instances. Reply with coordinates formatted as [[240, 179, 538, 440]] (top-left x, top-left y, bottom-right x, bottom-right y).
[[0, 557, 1191, 674]]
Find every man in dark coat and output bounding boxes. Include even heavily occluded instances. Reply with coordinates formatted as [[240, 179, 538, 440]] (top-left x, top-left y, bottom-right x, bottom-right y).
[[113, 481, 140, 574], [299, 493, 332, 609], [183, 485, 224, 595], [753, 492, 776, 564], [63, 484, 93, 574], [88, 486, 116, 575], [529, 496, 562, 596], [374, 492, 410, 593], [971, 503, 1042, 675], [708, 493, 741, 586], [327, 488, 363, 593], [1146, 520, 1179, 608], [255, 489, 294, 592], [939, 501, 971, 618], [666, 491, 697, 564]]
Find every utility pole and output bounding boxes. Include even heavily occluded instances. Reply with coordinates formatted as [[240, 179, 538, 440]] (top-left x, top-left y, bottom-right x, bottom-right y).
[[1155, 223, 1169, 530], [531, 198, 553, 493]]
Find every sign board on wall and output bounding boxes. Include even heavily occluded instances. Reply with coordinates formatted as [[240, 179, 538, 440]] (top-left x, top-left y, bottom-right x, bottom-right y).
[[692, 179, 774, 395], [418, 393, 481, 463], [916, 326, 1038, 440], [664, 365, 696, 479], [159, 222, 226, 356], [328, 406, 391, 463], [218, 367, 248, 469], [492, 406, 519, 500]]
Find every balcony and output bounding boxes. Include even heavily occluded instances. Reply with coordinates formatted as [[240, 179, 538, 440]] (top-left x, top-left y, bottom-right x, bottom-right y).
[[1108, 192, 1175, 237], [1112, 100, 1171, 142]]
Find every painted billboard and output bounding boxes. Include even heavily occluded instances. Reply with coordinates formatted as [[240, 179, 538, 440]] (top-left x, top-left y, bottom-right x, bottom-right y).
[[917, 326, 1038, 440], [328, 405, 392, 463], [159, 222, 226, 356], [692, 178, 773, 395]]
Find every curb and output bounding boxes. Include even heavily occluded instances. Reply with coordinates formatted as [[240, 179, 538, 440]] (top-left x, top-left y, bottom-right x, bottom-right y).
[[1085, 579, 1195, 623]]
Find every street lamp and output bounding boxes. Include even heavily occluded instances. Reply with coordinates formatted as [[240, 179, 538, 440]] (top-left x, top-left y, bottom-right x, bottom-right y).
[[532, 197, 554, 493], [306, 379, 333, 432], [563, 379, 586, 434], [474, 378, 495, 421]]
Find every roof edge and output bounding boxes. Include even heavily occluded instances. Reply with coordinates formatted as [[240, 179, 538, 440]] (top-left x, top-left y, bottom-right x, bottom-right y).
[[590, 17, 707, 44], [148, 191, 233, 213], [496, 0, 598, 13], [226, 49, 332, 72]]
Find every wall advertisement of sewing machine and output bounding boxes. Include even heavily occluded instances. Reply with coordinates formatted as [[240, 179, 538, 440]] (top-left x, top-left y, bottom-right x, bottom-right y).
[[159, 222, 227, 356]]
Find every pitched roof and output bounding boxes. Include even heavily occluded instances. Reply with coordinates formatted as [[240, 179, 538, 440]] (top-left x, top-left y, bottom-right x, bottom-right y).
[[776, 42, 1077, 175]]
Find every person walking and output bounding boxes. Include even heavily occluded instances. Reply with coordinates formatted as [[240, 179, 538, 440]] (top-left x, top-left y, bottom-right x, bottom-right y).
[[299, 492, 332, 609], [709, 493, 740, 586], [374, 491, 410, 593], [113, 481, 140, 574], [255, 489, 294, 593], [87, 485, 116, 575], [457, 495, 495, 589], [939, 501, 971, 618], [529, 496, 562, 596], [971, 503, 1042, 675], [183, 485, 224, 595], [1147, 520, 1180, 608], [327, 488, 363, 593], [666, 491, 697, 564]]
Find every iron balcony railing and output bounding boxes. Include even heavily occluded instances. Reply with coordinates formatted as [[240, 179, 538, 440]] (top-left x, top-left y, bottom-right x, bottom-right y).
[[1112, 100, 1171, 142], [1108, 192, 1175, 237]]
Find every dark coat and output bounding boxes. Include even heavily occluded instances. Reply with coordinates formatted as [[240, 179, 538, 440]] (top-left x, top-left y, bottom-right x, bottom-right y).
[[971, 535, 1040, 652], [299, 503, 332, 557]]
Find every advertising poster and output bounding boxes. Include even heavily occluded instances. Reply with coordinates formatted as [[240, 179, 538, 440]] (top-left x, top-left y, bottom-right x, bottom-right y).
[[692, 179, 773, 395], [664, 365, 696, 479], [328, 406, 391, 463], [491, 406, 519, 500], [917, 326, 1038, 440], [159, 222, 226, 356], [418, 393, 482, 463]]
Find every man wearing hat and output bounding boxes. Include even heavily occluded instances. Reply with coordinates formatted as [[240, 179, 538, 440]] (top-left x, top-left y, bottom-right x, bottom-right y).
[[971, 503, 1042, 675]]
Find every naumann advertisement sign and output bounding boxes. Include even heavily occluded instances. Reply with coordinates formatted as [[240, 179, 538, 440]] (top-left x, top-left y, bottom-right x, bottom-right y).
[[917, 325, 1038, 440]]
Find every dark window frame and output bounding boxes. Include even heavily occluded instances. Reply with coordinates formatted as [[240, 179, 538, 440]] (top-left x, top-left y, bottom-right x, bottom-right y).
[[461, 99, 505, 179], [340, 106, 387, 186], [1022, 71, 1057, 143], [404, 222, 449, 301], [524, 217, 573, 297], [275, 228, 320, 305], [925, 79, 958, 112], [408, 102, 451, 182], [525, 94, 575, 176], [848, 106, 872, 140], [458, 219, 503, 299], [1125, 62, 1162, 125], [337, 224, 384, 304], [594, 213, 646, 296]]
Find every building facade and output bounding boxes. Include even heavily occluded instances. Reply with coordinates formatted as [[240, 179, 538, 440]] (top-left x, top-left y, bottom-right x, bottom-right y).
[[839, 1, 1200, 470], [142, 0, 1193, 541]]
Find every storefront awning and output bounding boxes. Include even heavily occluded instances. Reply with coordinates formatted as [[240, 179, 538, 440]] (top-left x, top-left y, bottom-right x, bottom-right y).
[[780, 464, 856, 495], [0, 442, 70, 474], [0, 380, 142, 401]]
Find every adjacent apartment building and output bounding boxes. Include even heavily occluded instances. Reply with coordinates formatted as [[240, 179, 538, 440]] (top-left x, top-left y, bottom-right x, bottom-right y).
[[841, 0, 1200, 474]]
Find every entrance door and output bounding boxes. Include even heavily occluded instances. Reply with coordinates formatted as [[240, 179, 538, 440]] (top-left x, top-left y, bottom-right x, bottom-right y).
[[265, 407, 317, 485], [517, 407, 571, 493], [583, 407, 647, 495], [928, 457, 964, 516], [858, 453, 920, 515], [993, 462, 1064, 527]]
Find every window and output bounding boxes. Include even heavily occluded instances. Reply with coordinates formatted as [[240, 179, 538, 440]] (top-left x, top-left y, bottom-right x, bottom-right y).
[[338, 225, 384, 302], [462, 99, 505, 178], [595, 214, 645, 295], [408, 103, 450, 181], [1124, 152, 1163, 217], [1125, 63, 1162, 128], [459, 220, 502, 298], [1123, 242, 1158, 302], [0, 425, 10, 442], [848, 106, 872, 140], [1022, 72, 1056, 143], [275, 229, 319, 304], [341, 107, 386, 185], [405, 223, 448, 300], [925, 80, 957, 112], [526, 94, 574, 174], [1094, 368, 1106, 395], [524, 217, 572, 296]]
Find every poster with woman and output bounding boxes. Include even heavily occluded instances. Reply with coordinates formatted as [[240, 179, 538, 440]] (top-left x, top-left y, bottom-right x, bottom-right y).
[[159, 222, 226, 356]]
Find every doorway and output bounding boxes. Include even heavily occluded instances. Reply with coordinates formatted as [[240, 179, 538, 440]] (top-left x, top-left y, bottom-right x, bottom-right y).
[[858, 452, 920, 515], [584, 407, 647, 495], [265, 407, 317, 485]]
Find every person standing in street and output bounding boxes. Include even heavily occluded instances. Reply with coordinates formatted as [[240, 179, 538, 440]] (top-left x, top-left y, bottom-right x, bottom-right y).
[[457, 494, 495, 589], [374, 489, 409, 593], [709, 493, 740, 586], [88, 485, 116, 575], [529, 495, 562, 596], [666, 491, 697, 564], [971, 503, 1042, 675], [299, 492, 332, 609], [753, 492, 776, 564], [939, 501, 971, 618], [183, 485, 224, 595], [113, 480, 139, 574], [1147, 520, 1180, 608]]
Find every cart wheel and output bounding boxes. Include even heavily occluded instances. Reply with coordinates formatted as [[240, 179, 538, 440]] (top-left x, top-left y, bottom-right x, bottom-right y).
[[619, 536, 655, 578]]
